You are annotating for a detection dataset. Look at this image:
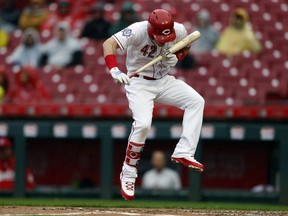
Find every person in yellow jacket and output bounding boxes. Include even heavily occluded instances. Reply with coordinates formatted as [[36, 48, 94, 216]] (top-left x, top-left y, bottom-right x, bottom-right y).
[[215, 8, 262, 56], [18, 0, 49, 30], [0, 27, 9, 48]]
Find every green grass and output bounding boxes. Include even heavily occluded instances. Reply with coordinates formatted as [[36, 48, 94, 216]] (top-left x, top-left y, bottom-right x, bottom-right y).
[[0, 198, 288, 211]]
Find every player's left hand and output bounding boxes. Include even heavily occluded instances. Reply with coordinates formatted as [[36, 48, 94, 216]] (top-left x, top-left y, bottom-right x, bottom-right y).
[[110, 67, 131, 85], [163, 53, 178, 67]]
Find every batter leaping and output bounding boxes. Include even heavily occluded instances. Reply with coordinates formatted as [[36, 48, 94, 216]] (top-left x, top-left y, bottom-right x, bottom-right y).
[[103, 9, 205, 200]]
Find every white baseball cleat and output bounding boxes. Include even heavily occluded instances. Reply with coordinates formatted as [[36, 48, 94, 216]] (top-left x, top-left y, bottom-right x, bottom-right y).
[[120, 163, 137, 200], [120, 180, 135, 200], [171, 156, 204, 172]]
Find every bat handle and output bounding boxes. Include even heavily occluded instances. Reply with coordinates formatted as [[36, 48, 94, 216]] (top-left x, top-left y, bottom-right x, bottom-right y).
[[161, 49, 171, 58]]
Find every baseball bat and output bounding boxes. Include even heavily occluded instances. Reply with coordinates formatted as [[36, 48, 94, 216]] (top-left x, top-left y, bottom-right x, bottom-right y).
[[129, 30, 201, 78]]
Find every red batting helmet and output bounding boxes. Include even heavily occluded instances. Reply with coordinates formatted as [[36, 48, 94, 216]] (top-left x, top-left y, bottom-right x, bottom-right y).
[[147, 9, 176, 43]]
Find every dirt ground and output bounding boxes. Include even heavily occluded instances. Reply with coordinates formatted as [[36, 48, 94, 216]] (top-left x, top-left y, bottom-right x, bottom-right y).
[[0, 206, 288, 216]]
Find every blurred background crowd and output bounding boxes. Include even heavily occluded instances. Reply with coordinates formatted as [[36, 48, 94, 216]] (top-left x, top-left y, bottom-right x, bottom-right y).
[[0, 0, 287, 107]]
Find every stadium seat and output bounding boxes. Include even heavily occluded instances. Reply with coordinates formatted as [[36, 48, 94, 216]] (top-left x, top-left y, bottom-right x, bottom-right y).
[[203, 85, 234, 105], [235, 86, 266, 105], [254, 77, 287, 98], [2, 0, 288, 108]]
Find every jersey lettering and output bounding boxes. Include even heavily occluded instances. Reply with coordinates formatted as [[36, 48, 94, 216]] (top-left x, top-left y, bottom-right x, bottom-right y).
[[140, 45, 157, 58], [148, 46, 157, 58], [140, 45, 149, 56]]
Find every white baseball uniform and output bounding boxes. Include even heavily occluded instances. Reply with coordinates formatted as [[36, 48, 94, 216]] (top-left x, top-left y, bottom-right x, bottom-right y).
[[113, 21, 205, 177]]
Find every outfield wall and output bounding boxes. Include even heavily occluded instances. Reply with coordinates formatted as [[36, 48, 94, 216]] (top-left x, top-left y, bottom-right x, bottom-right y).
[[0, 118, 287, 204]]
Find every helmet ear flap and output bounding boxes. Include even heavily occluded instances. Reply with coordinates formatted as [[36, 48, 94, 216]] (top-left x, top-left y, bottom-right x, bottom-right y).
[[147, 22, 154, 39]]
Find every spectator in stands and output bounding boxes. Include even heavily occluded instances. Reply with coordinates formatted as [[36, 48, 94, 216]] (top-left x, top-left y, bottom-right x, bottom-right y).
[[0, 65, 9, 103], [0, 0, 20, 32], [81, 2, 111, 41], [40, 21, 83, 68], [18, 0, 49, 30], [14, 0, 31, 9], [175, 51, 197, 70], [0, 137, 36, 190], [8, 28, 41, 68], [72, 0, 95, 31], [168, 6, 197, 70], [40, 0, 74, 33], [108, 1, 140, 35], [190, 9, 219, 55], [141, 150, 182, 190], [8, 65, 51, 103], [215, 8, 262, 56], [0, 26, 9, 48]]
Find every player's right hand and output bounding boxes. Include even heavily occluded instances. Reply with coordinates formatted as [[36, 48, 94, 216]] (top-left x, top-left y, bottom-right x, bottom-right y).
[[163, 53, 178, 67], [110, 67, 131, 85]]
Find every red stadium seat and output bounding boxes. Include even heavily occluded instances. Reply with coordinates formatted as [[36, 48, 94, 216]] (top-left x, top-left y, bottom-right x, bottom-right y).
[[3, 0, 288, 109], [254, 77, 287, 98], [203, 85, 234, 105], [235, 86, 266, 105]]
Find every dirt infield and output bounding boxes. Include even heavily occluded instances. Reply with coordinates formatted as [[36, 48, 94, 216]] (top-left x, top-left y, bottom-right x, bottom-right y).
[[1, 206, 288, 216]]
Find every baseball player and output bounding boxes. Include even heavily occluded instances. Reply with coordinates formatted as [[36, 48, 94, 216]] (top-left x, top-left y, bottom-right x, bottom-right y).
[[0, 137, 35, 190], [103, 9, 205, 200]]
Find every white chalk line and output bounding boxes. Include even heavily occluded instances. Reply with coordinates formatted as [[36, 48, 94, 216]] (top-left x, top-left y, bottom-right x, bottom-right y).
[[0, 211, 180, 216], [1, 210, 140, 216]]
